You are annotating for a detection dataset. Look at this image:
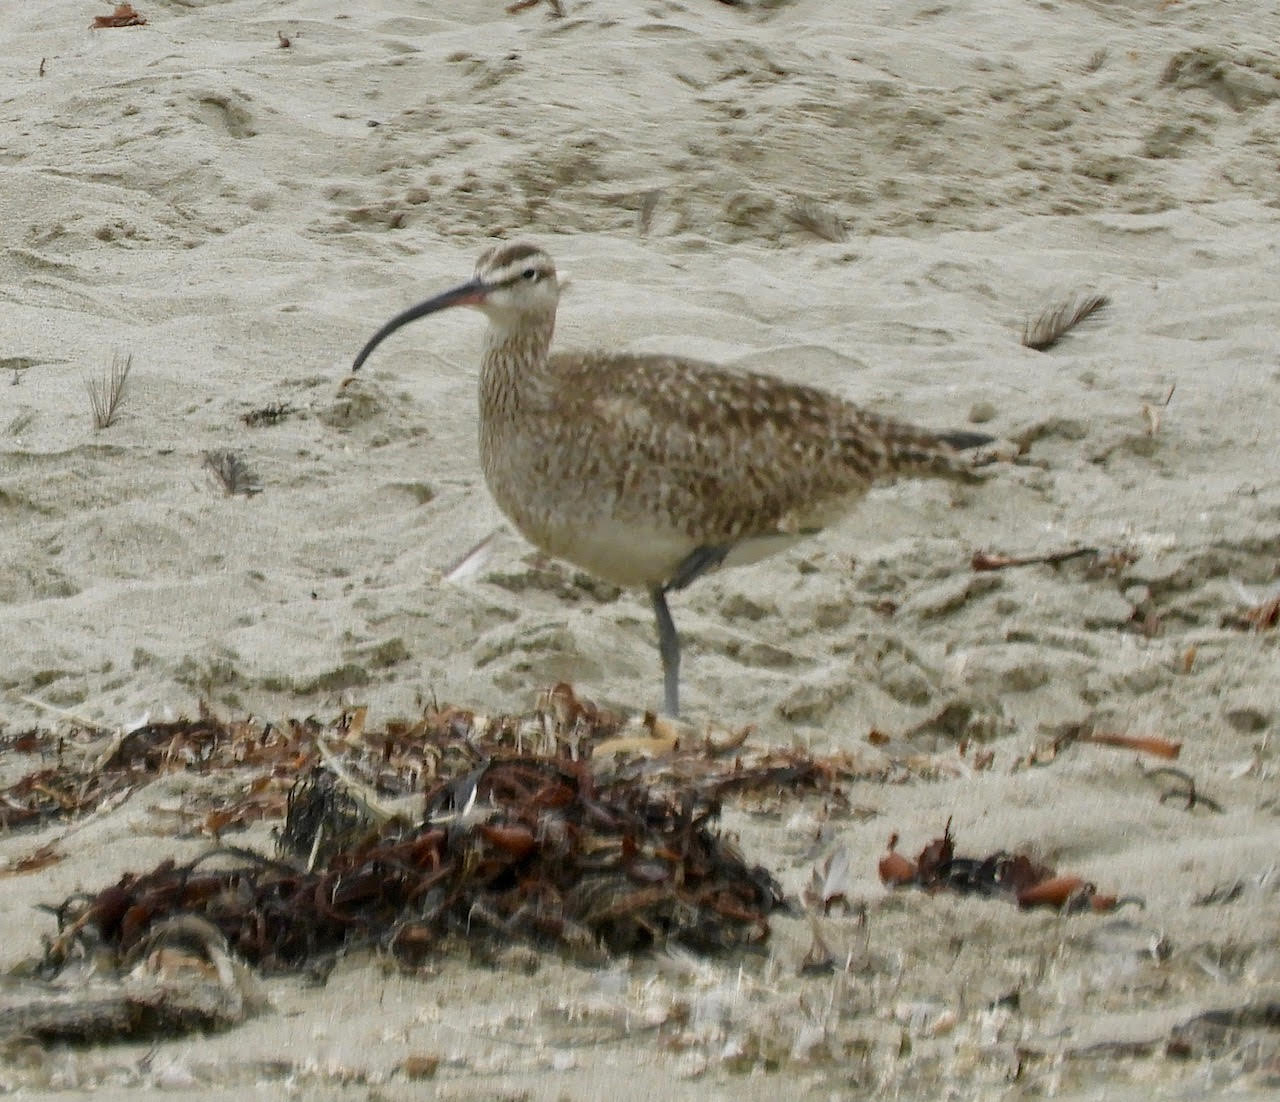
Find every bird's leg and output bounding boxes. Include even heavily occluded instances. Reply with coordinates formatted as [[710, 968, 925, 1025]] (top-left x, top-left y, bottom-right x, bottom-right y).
[[650, 544, 732, 716], [651, 586, 681, 717], [666, 544, 730, 592]]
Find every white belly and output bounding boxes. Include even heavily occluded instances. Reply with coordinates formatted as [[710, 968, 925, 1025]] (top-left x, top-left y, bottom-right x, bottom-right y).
[[519, 517, 811, 591]]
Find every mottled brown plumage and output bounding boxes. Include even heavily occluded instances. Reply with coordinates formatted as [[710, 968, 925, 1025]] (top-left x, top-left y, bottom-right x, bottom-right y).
[[352, 243, 990, 715]]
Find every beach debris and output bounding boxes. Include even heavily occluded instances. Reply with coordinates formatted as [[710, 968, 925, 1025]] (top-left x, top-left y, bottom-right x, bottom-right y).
[[240, 402, 297, 427], [3, 915, 260, 1042], [0, 693, 884, 835], [276, 30, 292, 49], [91, 4, 146, 28], [202, 449, 262, 496], [1021, 292, 1109, 351], [6, 690, 923, 981], [1078, 730, 1182, 759], [877, 820, 1129, 912], [1146, 766, 1224, 813], [806, 844, 855, 915], [507, 0, 564, 15], [972, 546, 1098, 572], [0, 843, 62, 877], [85, 351, 132, 430], [1226, 581, 1280, 631], [39, 751, 786, 979], [1026, 722, 1182, 766], [441, 529, 500, 582], [1141, 382, 1176, 435], [786, 195, 847, 243]]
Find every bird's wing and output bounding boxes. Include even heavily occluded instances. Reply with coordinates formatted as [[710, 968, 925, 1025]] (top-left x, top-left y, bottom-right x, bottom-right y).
[[547, 351, 902, 542]]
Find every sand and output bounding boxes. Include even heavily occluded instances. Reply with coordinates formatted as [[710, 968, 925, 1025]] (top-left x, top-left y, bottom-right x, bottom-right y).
[[2, 0, 1279, 1096]]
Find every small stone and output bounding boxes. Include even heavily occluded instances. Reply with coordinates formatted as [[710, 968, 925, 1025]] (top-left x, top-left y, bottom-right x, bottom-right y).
[[1224, 706, 1270, 733], [968, 400, 998, 424], [401, 1055, 440, 1080]]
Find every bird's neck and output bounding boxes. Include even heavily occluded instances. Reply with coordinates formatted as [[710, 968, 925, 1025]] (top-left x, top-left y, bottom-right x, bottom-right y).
[[479, 312, 557, 416]]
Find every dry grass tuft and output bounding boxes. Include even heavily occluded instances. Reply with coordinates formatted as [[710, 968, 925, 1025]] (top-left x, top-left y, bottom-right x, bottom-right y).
[[203, 450, 262, 496], [86, 352, 133, 430], [787, 196, 847, 243], [1021, 293, 1109, 351]]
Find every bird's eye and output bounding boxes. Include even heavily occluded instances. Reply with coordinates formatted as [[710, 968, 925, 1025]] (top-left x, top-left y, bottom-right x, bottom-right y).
[[521, 267, 539, 281]]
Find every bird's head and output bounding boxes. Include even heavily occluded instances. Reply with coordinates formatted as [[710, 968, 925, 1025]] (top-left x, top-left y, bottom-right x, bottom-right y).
[[351, 242, 562, 372]]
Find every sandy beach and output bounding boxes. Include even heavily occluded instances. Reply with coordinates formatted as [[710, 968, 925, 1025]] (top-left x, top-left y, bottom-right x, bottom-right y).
[[2, 0, 1279, 1096]]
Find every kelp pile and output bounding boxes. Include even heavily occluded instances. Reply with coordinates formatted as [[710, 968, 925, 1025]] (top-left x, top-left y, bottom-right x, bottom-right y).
[[43, 754, 785, 974], [15, 689, 889, 974]]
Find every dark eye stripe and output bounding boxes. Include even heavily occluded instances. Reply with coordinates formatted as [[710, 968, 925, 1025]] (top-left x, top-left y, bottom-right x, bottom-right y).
[[497, 264, 551, 286]]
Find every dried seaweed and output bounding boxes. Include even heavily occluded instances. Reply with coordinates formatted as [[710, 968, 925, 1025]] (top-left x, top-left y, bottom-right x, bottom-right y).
[[91, 4, 146, 28], [1021, 292, 1109, 351], [3, 689, 916, 975], [877, 821, 1136, 913], [41, 755, 785, 975], [1, 691, 882, 836]]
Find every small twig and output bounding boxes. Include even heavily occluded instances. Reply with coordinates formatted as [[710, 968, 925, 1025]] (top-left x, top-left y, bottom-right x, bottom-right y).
[[85, 352, 132, 430], [972, 546, 1098, 572], [10, 691, 111, 734], [1021, 293, 1109, 351], [1080, 731, 1182, 760], [1145, 766, 1224, 813]]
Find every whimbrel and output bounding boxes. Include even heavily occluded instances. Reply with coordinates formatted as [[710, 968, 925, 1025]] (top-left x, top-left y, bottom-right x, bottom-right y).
[[352, 243, 991, 716]]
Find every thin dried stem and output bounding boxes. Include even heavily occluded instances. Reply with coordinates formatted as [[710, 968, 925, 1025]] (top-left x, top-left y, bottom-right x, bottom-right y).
[[1021, 293, 1109, 351], [86, 352, 133, 430]]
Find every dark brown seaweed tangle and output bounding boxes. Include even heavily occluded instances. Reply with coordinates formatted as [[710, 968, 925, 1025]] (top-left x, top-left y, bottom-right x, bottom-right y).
[[42, 755, 785, 974], [1021, 292, 1109, 351]]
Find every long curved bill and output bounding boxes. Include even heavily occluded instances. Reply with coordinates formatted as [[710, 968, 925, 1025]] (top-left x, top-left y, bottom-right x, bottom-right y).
[[351, 278, 489, 372]]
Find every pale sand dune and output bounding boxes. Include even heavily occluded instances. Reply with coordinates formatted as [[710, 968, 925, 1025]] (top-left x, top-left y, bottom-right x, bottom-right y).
[[2, 0, 1279, 1095]]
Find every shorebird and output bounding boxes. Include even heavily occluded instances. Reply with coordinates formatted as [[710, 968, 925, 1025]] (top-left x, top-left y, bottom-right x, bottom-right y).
[[352, 242, 991, 716]]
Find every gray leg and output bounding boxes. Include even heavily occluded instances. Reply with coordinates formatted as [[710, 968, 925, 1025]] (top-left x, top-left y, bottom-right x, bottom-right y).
[[667, 544, 730, 592], [649, 546, 731, 716], [651, 587, 681, 716]]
